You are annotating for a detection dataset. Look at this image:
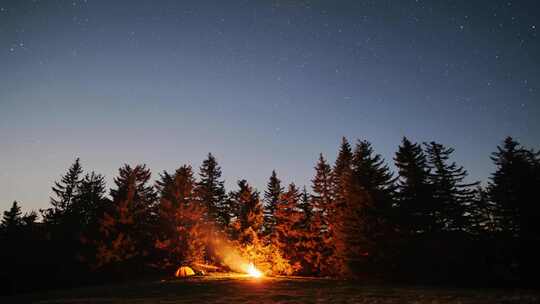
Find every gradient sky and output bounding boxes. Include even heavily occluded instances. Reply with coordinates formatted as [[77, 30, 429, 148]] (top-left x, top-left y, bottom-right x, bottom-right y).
[[1, 0, 539, 213]]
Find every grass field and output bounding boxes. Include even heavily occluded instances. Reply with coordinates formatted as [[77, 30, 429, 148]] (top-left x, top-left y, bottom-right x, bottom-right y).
[[4, 275, 539, 303]]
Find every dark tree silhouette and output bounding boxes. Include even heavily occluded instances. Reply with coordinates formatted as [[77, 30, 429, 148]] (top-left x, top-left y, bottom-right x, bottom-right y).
[[332, 137, 353, 212], [41, 158, 83, 230], [394, 137, 435, 234], [1, 201, 23, 232], [468, 186, 497, 234], [196, 153, 229, 228], [425, 142, 478, 232], [488, 137, 540, 238], [263, 170, 283, 238], [351, 140, 396, 237], [229, 180, 263, 245]]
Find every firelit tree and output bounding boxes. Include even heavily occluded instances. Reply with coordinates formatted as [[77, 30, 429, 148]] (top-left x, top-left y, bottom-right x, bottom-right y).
[[196, 153, 228, 228], [311, 154, 333, 233], [263, 170, 283, 238], [298, 186, 313, 229], [310, 154, 334, 274], [294, 186, 319, 274], [96, 164, 157, 272], [155, 165, 207, 269], [394, 137, 435, 234], [273, 183, 304, 269], [425, 142, 478, 232], [488, 137, 540, 238], [229, 180, 264, 245], [331, 169, 374, 276]]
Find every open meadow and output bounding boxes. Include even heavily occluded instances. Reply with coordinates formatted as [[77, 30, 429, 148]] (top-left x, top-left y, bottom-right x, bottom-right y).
[[4, 275, 539, 304]]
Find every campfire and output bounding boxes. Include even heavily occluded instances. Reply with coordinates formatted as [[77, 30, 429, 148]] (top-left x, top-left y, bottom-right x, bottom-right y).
[[245, 262, 263, 278]]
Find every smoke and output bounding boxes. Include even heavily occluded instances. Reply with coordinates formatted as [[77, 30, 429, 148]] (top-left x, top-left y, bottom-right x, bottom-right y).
[[206, 231, 251, 273]]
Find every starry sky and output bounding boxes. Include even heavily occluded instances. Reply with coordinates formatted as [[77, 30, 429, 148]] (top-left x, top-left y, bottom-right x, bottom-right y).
[[1, 0, 539, 212]]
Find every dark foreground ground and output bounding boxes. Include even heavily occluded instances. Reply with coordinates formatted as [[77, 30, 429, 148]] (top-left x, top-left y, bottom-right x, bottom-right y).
[[3, 275, 539, 304]]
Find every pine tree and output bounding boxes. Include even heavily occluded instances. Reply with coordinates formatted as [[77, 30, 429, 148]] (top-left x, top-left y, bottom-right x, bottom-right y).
[[155, 165, 207, 269], [76, 172, 110, 265], [394, 137, 435, 234], [96, 164, 157, 270], [488, 137, 540, 238], [331, 170, 374, 276], [229, 180, 263, 245], [263, 170, 283, 237], [425, 142, 478, 232], [273, 183, 304, 266], [41, 158, 83, 227], [311, 154, 333, 233], [332, 137, 353, 207], [298, 186, 313, 229], [352, 140, 396, 207], [1, 201, 23, 233], [76, 172, 108, 228], [309, 154, 334, 274], [351, 140, 396, 238], [196, 153, 228, 227], [468, 186, 497, 234]]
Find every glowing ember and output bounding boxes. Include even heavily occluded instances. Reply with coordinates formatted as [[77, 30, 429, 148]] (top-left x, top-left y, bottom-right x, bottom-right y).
[[246, 262, 263, 278]]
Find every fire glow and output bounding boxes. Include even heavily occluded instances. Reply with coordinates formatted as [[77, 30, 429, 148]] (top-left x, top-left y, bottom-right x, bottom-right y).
[[246, 263, 263, 278]]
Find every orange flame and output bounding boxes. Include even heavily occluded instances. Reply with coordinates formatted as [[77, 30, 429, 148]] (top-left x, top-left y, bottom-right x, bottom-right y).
[[246, 262, 263, 278]]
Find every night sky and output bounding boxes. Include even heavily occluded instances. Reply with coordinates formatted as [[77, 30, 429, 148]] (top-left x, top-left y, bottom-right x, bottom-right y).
[[1, 0, 539, 212]]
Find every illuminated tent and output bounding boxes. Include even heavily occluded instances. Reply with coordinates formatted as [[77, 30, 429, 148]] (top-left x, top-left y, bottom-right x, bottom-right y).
[[175, 266, 195, 277]]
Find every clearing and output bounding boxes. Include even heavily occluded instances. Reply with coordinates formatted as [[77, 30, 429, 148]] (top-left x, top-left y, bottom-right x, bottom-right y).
[[4, 275, 539, 303]]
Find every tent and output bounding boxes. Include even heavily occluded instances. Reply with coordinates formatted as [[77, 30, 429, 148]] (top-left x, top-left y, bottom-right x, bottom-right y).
[[175, 266, 195, 277]]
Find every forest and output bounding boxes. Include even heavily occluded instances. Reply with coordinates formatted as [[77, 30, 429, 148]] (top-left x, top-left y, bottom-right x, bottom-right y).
[[1, 136, 539, 295]]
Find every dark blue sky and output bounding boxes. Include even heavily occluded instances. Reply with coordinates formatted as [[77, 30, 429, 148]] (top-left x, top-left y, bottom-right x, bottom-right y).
[[1, 0, 539, 212]]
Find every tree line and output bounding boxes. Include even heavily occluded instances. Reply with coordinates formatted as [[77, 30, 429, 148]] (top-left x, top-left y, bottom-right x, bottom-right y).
[[1, 136, 539, 293]]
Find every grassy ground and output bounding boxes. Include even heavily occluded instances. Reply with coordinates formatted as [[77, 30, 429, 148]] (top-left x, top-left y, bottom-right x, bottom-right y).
[[4, 274, 539, 303]]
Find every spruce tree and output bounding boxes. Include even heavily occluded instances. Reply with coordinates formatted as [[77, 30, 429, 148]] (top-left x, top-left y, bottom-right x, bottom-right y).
[[155, 165, 207, 269], [468, 186, 497, 234], [96, 164, 157, 270], [273, 183, 303, 264], [76, 172, 108, 228], [196, 153, 228, 227], [229, 180, 263, 245], [41, 158, 83, 227], [332, 137, 353, 203], [311, 154, 333, 233], [309, 154, 334, 274], [263, 170, 283, 237], [331, 170, 374, 276], [394, 137, 435, 234], [68, 172, 109, 265], [1, 201, 23, 233], [351, 140, 396, 237], [298, 186, 313, 229], [425, 142, 478, 232], [488, 137, 540, 238]]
